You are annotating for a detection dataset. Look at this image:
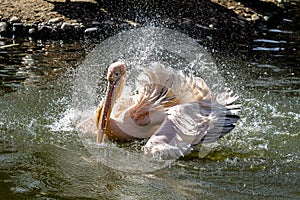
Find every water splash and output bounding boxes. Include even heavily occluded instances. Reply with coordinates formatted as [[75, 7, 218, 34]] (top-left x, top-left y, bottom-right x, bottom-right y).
[[71, 27, 227, 172]]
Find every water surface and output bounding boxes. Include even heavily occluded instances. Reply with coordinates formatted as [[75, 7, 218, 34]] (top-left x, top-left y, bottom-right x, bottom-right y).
[[0, 9, 299, 200]]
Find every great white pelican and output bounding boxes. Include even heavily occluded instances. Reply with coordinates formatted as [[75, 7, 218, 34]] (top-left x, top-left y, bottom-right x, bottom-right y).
[[79, 61, 241, 158]]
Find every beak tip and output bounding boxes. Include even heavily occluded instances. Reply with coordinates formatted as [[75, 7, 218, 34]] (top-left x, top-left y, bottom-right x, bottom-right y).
[[97, 129, 105, 144]]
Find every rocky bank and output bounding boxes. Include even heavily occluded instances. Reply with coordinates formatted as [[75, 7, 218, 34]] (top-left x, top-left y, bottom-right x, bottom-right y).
[[0, 0, 288, 42]]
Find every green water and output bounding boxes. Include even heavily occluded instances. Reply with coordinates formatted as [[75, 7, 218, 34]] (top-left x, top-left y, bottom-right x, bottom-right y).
[[0, 15, 299, 200]]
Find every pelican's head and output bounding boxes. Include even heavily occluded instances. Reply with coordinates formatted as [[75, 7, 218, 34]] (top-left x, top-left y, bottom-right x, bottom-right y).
[[96, 61, 126, 143], [107, 61, 126, 84]]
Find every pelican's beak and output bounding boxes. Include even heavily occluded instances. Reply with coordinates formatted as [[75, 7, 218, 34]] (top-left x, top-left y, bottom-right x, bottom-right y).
[[96, 62, 126, 143], [96, 81, 117, 143]]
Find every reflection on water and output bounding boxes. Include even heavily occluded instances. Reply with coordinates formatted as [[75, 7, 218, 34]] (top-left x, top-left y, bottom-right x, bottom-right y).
[[0, 39, 86, 95], [1, 6, 300, 200]]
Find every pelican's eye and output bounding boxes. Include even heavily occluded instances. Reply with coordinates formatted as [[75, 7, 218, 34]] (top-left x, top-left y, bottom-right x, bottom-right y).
[[108, 73, 120, 83]]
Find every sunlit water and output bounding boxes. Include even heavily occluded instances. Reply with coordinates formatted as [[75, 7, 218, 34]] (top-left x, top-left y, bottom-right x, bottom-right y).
[[1, 11, 299, 200]]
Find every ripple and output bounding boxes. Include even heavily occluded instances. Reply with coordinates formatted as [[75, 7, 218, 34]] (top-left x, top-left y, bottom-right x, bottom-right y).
[[252, 47, 282, 51], [253, 39, 288, 44], [268, 29, 293, 34]]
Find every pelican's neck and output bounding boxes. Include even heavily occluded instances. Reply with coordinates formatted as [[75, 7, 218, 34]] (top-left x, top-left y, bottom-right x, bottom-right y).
[[106, 118, 139, 140]]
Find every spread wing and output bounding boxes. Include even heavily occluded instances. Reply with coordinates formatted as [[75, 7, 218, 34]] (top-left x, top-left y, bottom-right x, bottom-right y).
[[143, 89, 241, 159], [129, 65, 211, 127]]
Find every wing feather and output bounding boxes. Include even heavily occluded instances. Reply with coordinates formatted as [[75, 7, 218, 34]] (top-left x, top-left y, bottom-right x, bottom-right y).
[[143, 88, 241, 158], [143, 103, 209, 158], [129, 64, 211, 127]]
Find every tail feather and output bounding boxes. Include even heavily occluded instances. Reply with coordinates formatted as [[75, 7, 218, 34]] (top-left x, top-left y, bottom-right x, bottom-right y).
[[200, 88, 241, 143], [200, 116, 240, 143]]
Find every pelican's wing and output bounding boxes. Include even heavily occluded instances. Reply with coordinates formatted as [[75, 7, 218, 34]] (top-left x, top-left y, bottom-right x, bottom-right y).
[[130, 65, 211, 126], [143, 91, 241, 158], [139, 65, 211, 105], [143, 103, 209, 158]]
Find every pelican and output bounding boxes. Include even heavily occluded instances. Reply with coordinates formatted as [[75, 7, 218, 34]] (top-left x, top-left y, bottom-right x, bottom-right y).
[[81, 61, 240, 158]]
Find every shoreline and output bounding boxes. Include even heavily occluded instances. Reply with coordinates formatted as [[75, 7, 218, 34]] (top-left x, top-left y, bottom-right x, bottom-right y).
[[0, 0, 288, 41]]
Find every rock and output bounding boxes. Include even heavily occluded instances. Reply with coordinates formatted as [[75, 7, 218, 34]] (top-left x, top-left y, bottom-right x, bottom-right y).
[[37, 25, 56, 38], [28, 28, 36, 34], [0, 22, 7, 32], [12, 23, 23, 28], [12, 23, 24, 33], [263, 16, 269, 21], [84, 27, 99, 38], [251, 14, 260, 21], [38, 25, 53, 32], [84, 27, 98, 33], [61, 22, 74, 30], [9, 16, 20, 23], [48, 17, 64, 24]]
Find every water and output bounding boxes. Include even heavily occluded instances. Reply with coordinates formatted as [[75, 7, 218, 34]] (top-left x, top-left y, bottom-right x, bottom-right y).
[[1, 8, 300, 200]]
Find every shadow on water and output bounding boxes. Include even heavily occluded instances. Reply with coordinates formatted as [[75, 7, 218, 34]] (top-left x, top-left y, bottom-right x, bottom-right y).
[[0, 0, 299, 199]]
